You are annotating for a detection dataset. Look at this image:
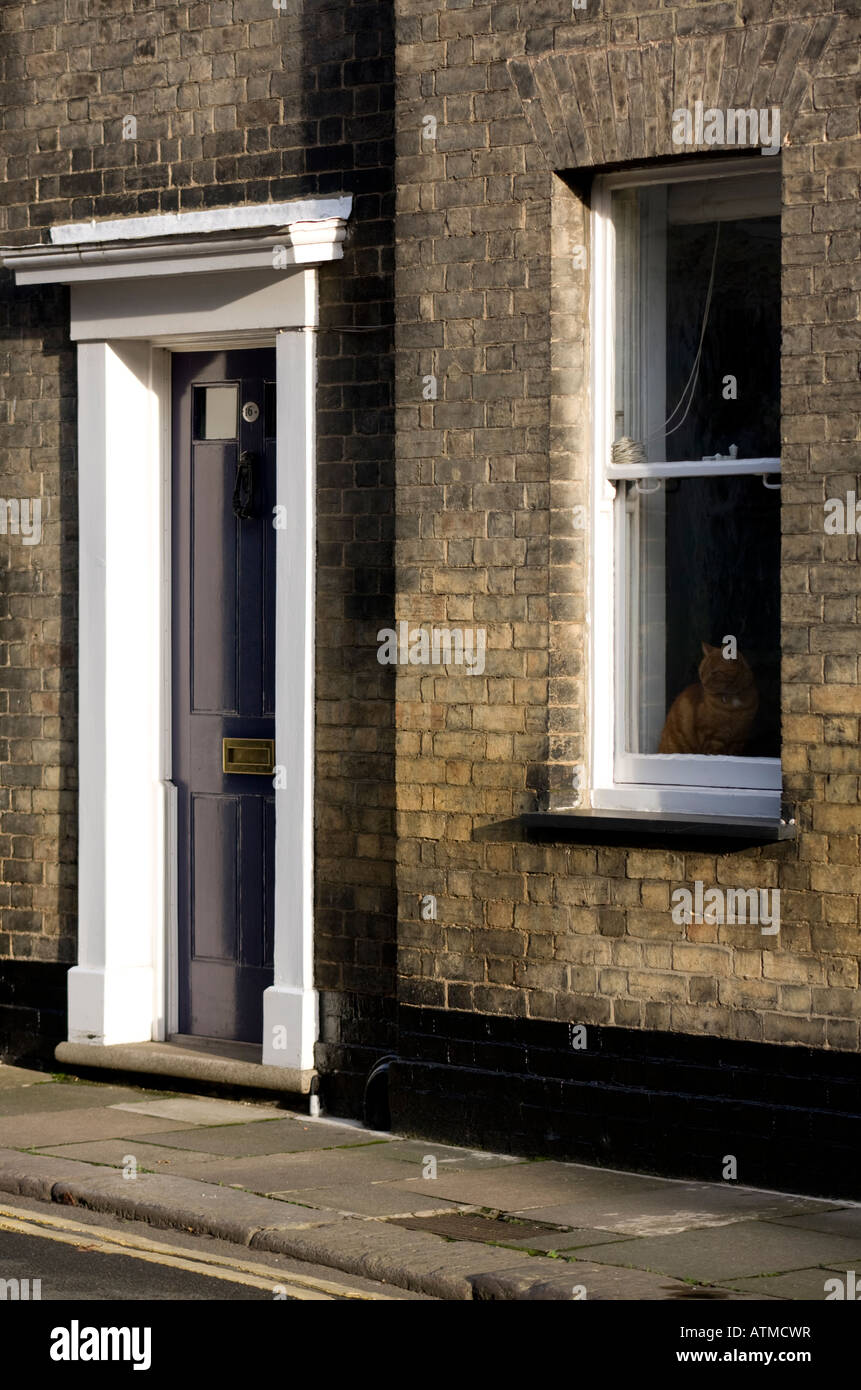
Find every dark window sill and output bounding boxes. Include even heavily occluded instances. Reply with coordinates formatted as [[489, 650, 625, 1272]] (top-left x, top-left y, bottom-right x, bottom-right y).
[[520, 808, 796, 848]]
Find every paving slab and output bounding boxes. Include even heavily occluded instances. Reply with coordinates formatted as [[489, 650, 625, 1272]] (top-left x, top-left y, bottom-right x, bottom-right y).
[[0, 1107, 198, 1149], [389, 1210, 627, 1252], [140, 1117, 380, 1157], [0, 1066, 54, 1089], [269, 1183, 469, 1218], [109, 1097, 286, 1126], [722, 1267, 847, 1300], [502, 1184, 835, 1237], [763, 1208, 861, 1240], [391, 1161, 675, 1212], [580, 1221, 861, 1282], [32, 1139, 232, 1177], [0, 1082, 175, 1117], [200, 1147, 427, 1193], [49, 1167, 347, 1242], [379, 1140, 526, 1172]]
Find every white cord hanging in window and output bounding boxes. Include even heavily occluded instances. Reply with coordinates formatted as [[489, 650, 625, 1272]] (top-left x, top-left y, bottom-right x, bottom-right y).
[[611, 223, 721, 466]]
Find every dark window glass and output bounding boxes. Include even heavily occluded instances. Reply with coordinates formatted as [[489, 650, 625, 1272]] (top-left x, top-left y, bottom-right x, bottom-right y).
[[666, 217, 780, 462], [624, 475, 780, 757], [264, 381, 276, 439]]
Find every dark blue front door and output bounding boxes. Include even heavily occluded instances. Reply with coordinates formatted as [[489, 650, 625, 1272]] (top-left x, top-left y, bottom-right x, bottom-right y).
[[172, 350, 276, 1042]]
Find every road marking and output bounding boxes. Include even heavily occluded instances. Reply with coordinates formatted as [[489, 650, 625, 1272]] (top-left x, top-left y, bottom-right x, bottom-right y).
[[0, 1204, 393, 1300]]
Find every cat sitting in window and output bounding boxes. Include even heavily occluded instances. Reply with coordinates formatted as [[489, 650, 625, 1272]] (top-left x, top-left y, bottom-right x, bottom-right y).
[[658, 642, 758, 756]]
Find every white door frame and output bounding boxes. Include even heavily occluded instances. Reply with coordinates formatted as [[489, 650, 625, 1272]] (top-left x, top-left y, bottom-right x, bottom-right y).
[[2, 199, 350, 1073]]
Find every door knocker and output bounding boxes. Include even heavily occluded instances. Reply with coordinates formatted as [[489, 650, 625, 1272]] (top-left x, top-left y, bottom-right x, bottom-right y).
[[232, 450, 256, 520]]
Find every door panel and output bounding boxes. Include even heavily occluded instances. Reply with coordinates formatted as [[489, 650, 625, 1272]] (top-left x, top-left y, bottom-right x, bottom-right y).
[[191, 444, 238, 713], [191, 795, 239, 961], [172, 348, 276, 1042]]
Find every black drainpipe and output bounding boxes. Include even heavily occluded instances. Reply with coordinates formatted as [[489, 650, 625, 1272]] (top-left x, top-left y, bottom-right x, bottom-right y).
[[362, 1054, 397, 1131]]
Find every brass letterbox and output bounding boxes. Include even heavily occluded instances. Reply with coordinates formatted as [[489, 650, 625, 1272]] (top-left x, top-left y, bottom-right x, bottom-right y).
[[222, 737, 275, 776]]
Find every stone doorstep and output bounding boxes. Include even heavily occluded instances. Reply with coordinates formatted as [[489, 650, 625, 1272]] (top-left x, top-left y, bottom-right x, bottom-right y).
[[54, 1040, 315, 1100], [0, 1147, 647, 1301]]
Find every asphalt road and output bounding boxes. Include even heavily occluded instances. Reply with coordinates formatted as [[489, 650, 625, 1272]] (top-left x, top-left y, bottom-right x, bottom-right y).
[[0, 1196, 421, 1302], [0, 1225, 278, 1300]]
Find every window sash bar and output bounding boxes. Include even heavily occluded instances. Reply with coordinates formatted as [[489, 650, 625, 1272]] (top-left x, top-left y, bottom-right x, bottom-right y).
[[607, 457, 781, 481], [616, 751, 782, 791]]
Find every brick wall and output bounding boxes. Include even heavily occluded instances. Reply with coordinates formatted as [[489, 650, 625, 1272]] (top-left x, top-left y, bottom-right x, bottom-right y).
[[0, 0, 397, 1062], [393, 1, 861, 1051], [0, 277, 75, 967]]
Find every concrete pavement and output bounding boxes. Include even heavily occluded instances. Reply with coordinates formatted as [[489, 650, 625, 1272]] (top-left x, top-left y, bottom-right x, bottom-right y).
[[1, 1063, 859, 1301]]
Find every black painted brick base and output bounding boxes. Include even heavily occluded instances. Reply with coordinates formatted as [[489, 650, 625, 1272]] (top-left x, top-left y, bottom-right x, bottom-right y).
[[390, 1006, 861, 1201], [0, 961, 68, 1068], [316, 989, 397, 1119]]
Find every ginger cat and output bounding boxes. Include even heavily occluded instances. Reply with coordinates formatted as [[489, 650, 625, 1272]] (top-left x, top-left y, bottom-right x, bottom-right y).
[[658, 642, 758, 756]]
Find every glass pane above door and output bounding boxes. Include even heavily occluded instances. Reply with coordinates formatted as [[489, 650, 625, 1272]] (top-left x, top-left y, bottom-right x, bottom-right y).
[[193, 384, 239, 440]]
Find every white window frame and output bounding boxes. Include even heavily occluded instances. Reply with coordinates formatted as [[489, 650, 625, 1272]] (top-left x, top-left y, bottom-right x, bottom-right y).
[[589, 160, 782, 819]]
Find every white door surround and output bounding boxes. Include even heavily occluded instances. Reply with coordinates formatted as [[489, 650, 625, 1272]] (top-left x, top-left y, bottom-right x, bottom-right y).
[[1, 197, 351, 1077]]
